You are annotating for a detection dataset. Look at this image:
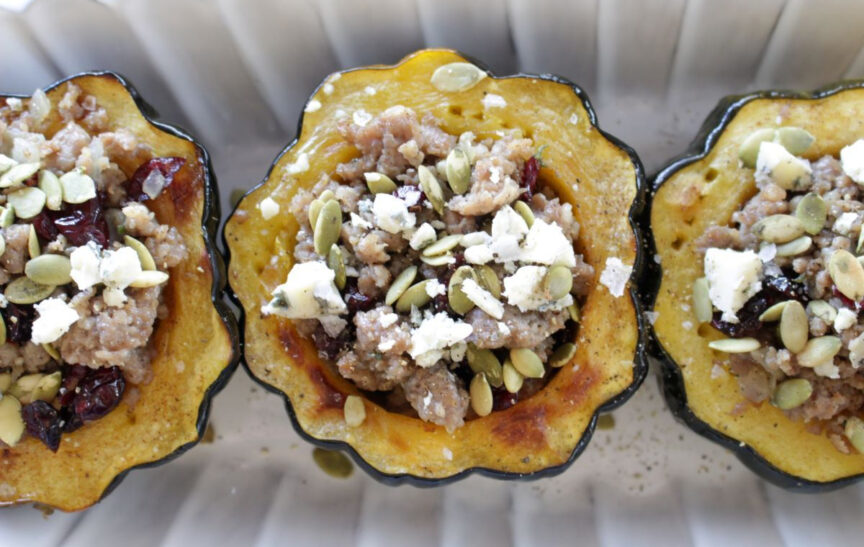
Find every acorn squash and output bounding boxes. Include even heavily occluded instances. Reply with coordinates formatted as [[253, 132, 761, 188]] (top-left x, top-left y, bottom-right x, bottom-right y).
[[649, 81, 864, 490], [0, 72, 238, 509], [225, 49, 647, 483]]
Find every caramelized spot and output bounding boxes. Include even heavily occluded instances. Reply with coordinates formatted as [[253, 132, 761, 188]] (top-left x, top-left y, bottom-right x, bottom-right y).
[[491, 405, 548, 450], [561, 366, 597, 406]]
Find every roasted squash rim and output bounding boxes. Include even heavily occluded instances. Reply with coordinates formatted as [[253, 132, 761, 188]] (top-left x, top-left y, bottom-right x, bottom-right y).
[[224, 49, 649, 485], [646, 79, 864, 492]]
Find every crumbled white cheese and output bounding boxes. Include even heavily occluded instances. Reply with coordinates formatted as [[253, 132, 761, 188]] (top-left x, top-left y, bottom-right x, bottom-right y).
[[814, 362, 841, 379], [755, 141, 811, 186], [834, 308, 857, 332], [31, 297, 79, 344], [323, 83, 335, 95], [259, 197, 280, 220], [599, 257, 633, 298], [849, 332, 864, 368], [460, 278, 503, 319], [287, 153, 310, 175], [353, 109, 373, 127], [460, 231, 491, 247], [464, 244, 493, 264], [482, 93, 507, 109], [568, 113, 579, 125], [378, 339, 395, 352], [350, 212, 373, 230], [833, 212, 859, 235], [100, 247, 142, 290], [757, 243, 777, 263], [704, 248, 763, 323], [5, 98, 22, 111], [379, 312, 399, 328], [304, 100, 322, 113], [503, 265, 547, 311], [497, 321, 511, 336], [410, 312, 473, 367], [409, 222, 437, 250], [491, 205, 529, 240], [263, 262, 347, 318], [70, 243, 102, 290], [520, 219, 577, 267], [372, 193, 416, 234], [103, 287, 127, 307], [442, 447, 453, 461], [425, 279, 446, 298], [840, 139, 864, 184], [364, 86, 377, 96]]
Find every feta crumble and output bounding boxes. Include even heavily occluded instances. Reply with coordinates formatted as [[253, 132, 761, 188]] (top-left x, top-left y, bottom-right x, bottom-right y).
[[704, 248, 762, 323], [460, 278, 504, 319], [372, 193, 416, 234], [304, 100, 322, 113], [287, 153, 310, 175], [263, 262, 347, 318], [409, 312, 473, 367], [259, 197, 280, 220], [482, 93, 507, 109], [409, 222, 437, 250], [599, 257, 633, 298], [31, 297, 79, 344], [841, 139, 864, 184]]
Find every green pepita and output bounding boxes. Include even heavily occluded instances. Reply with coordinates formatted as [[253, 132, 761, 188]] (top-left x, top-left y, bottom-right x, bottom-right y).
[[502, 359, 524, 393], [343, 395, 366, 427], [418, 165, 445, 215], [5, 276, 53, 305], [469, 372, 493, 417], [448, 266, 477, 315], [0, 396, 24, 448], [567, 303, 580, 322], [25, 254, 72, 286], [751, 214, 805, 244], [0, 162, 40, 188], [0, 206, 13, 227], [776, 126, 815, 156], [38, 170, 62, 211], [807, 300, 837, 324], [0, 233, 5, 258], [445, 147, 471, 194], [43, 342, 60, 361], [828, 249, 864, 301], [395, 280, 432, 312], [364, 172, 398, 194], [513, 200, 535, 227], [796, 336, 842, 368], [758, 301, 789, 322], [420, 253, 455, 267], [422, 234, 463, 257], [0, 154, 15, 175], [385, 266, 418, 306], [7, 186, 46, 219], [308, 199, 323, 228], [779, 300, 808, 353], [795, 193, 827, 235], [738, 128, 777, 168], [313, 199, 342, 255], [844, 416, 864, 454], [319, 189, 335, 203], [129, 270, 169, 288], [543, 265, 572, 301], [858, 229, 864, 255], [431, 62, 487, 93], [326, 244, 347, 290], [775, 236, 812, 257], [707, 337, 760, 353], [509, 348, 545, 378], [692, 277, 712, 323], [124, 235, 157, 271], [549, 343, 576, 368], [27, 225, 39, 259], [0, 372, 10, 393], [771, 378, 813, 410], [476, 265, 501, 298], [58, 170, 96, 204], [0, 315, 5, 345], [466, 345, 503, 387]]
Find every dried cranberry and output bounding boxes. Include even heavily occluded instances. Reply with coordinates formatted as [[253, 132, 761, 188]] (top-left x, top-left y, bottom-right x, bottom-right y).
[[4, 303, 36, 344], [311, 325, 353, 360], [764, 275, 809, 303], [62, 366, 125, 425], [519, 156, 539, 201], [57, 365, 88, 407], [711, 294, 775, 340], [125, 157, 185, 202], [431, 293, 449, 314], [31, 210, 58, 241], [22, 400, 62, 452], [492, 387, 518, 411], [344, 281, 375, 315], [831, 286, 863, 310], [49, 198, 110, 248]]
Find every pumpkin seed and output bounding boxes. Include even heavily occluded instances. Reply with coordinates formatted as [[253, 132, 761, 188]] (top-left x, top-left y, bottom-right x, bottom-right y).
[[422, 234, 463, 257], [844, 416, 864, 454], [775, 236, 812, 257], [549, 343, 576, 368], [129, 270, 169, 288], [5, 276, 53, 304], [385, 266, 418, 306], [0, 315, 5, 345], [513, 200, 535, 227], [509, 348, 545, 378], [343, 395, 366, 427], [502, 359, 524, 393], [0, 154, 15, 175], [0, 396, 24, 448], [0, 162, 40, 188], [758, 301, 789, 322], [124, 235, 157, 271], [311, 448, 354, 478], [38, 170, 62, 211], [776, 126, 815, 156], [43, 342, 60, 361], [858, 229, 864, 255], [469, 373, 493, 417], [364, 172, 397, 194], [27, 224, 39, 259], [707, 337, 760, 353], [0, 206, 13, 227], [567, 303, 580, 322], [796, 336, 842, 367], [771, 156, 812, 191], [308, 199, 323, 228], [319, 189, 335, 203], [0, 233, 5, 258], [313, 199, 342, 255], [445, 147, 471, 194], [739, 128, 777, 168], [395, 280, 431, 312], [327, 244, 347, 290], [771, 378, 813, 410], [59, 170, 96, 204], [543, 265, 572, 300], [476, 265, 501, 298], [828, 249, 864, 301], [431, 62, 487, 93], [692, 277, 713, 324], [25, 254, 72, 286], [0, 372, 10, 393], [7, 186, 46, 219], [418, 165, 445, 215], [795, 193, 826, 235], [779, 300, 808, 353], [448, 266, 477, 315], [10, 371, 61, 404], [466, 344, 503, 387], [420, 253, 455, 266], [751, 214, 805, 244], [807, 300, 837, 324]]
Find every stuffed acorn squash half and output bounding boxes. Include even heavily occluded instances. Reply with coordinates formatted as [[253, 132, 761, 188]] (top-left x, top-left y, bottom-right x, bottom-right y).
[[226, 49, 647, 483], [0, 73, 238, 510], [650, 81, 864, 490]]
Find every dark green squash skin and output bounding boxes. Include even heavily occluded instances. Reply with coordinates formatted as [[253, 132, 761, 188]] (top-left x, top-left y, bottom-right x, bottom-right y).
[[3, 72, 240, 504], [223, 52, 650, 485], [645, 80, 864, 492]]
